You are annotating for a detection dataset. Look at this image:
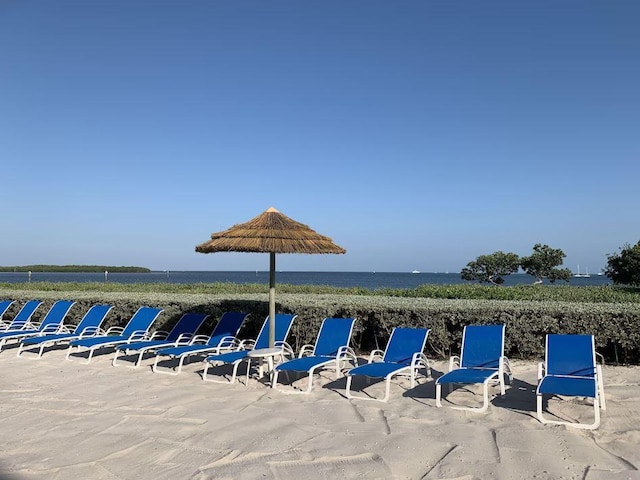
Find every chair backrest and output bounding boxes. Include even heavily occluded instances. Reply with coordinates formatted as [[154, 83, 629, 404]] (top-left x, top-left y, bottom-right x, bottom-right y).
[[545, 334, 596, 378], [254, 314, 297, 349], [312, 318, 356, 356], [10, 300, 43, 328], [38, 300, 76, 330], [460, 324, 505, 369], [121, 307, 163, 337], [383, 327, 430, 365], [207, 312, 248, 345], [73, 304, 113, 334], [165, 313, 209, 342], [166, 313, 209, 342], [0, 300, 14, 320]]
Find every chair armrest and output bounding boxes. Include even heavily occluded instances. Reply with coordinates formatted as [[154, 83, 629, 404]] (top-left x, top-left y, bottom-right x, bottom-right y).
[[410, 352, 427, 368], [127, 330, 149, 342], [448, 355, 460, 372], [537, 361, 545, 380], [337, 346, 358, 365], [275, 341, 295, 359], [595, 352, 605, 366], [41, 323, 64, 334], [217, 336, 241, 349], [412, 352, 430, 369], [297, 344, 315, 358], [58, 324, 76, 334], [174, 333, 195, 345], [105, 326, 125, 335], [79, 326, 103, 337], [500, 356, 512, 380], [149, 330, 169, 340], [367, 349, 385, 363], [238, 339, 257, 350], [188, 334, 211, 345]]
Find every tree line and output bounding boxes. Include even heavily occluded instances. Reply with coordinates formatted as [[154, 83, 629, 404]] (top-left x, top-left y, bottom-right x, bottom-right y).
[[461, 241, 640, 286], [0, 265, 151, 273]]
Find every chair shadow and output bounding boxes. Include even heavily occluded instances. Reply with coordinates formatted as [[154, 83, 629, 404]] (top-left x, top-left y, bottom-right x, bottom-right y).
[[405, 370, 539, 415]]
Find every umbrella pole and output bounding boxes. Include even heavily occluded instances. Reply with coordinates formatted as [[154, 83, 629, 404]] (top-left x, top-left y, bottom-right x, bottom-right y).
[[269, 252, 276, 348]]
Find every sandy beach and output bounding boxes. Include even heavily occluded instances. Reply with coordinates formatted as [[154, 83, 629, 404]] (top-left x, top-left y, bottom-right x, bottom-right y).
[[1, 346, 638, 480]]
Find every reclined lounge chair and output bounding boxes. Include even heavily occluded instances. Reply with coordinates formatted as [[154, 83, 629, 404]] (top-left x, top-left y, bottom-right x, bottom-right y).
[[202, 314, 297, 385], [537, 334, 606, 430], [66, 306, 163, 363], [272, 317, 357, 394], [112, 312, 209, 367], [345, 327, 431, 402], [435, 324, 512, 413], [0, 300, 75, 353], [151, 312, 248, 375], [0, 300, 42, 332], [0, 300, 15, 328], [17, 304, 113, 358]]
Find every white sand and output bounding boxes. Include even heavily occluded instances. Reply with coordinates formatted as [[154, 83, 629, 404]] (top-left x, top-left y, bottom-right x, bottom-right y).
[[0, 347, 638, 480]]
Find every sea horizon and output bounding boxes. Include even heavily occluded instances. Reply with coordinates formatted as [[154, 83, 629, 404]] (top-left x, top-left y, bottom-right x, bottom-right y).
[[0, 270, 611, 289]]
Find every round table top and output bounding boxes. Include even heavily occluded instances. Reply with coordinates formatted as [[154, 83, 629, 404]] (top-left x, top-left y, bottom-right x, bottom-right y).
[[247, 347, 283, 358]]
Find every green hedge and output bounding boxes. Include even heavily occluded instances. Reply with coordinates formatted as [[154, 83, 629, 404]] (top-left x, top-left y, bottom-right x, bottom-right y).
[[3, 289, 639, 364]]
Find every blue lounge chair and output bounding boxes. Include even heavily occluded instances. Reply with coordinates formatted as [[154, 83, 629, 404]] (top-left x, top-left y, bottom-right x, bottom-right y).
[[537, 334, 606, 430], [345, 327, 431, 402], [272, 317, 357, 394], [0, 300, 15, 328], [0, 300, 75, 353], [17, 304, 113, 359], [0, 300, 42, 332], [202, 313, 297, 385], [151, 312, 249, 375], [66, 306, 163, 363], [112, 312, 209, 367], [435, 324, 512, 413]]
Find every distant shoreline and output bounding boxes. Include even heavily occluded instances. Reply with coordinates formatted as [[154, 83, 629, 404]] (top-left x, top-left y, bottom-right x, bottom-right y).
[[0, 265, 150, 273]]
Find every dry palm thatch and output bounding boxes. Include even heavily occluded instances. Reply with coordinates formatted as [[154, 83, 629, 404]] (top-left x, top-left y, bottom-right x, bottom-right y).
[[195, 207, 346, 254], [195, 207, 346, 348]]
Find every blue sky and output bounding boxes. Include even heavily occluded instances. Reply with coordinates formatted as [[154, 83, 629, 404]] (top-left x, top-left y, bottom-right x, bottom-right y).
[[1, 1, 638, 273]]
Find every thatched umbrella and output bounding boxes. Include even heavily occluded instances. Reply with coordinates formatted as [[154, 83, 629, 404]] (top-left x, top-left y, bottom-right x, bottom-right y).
[[195, 207, 346, 347]]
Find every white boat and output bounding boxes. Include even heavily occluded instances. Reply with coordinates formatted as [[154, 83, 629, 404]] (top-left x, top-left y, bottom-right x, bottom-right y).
[[573, 265, 591, 278], [411, 270, 420, 274]]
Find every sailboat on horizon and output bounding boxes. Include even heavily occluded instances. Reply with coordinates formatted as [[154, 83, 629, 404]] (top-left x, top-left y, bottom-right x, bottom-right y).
[[573, 264, 591, 278]]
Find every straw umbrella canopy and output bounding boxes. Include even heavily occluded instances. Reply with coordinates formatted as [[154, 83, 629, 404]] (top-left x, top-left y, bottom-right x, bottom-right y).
[[195, 207, 346, 347]]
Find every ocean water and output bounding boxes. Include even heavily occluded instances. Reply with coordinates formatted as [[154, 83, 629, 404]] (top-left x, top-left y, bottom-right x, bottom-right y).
[[0, 271, 612, 289]]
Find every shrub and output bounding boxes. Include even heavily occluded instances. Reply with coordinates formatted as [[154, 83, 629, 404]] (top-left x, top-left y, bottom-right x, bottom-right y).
[[3, 288, 639, 364]]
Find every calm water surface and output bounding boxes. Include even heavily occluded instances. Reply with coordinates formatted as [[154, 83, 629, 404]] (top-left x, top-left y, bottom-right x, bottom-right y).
[[0, 271, 612, 290]]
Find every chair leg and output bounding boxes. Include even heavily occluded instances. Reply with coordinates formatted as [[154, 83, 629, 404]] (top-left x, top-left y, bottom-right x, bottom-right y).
[[537, 393, 601, 430], [85, 348, 96, 364], [597, 366, 607, 411], [152, 355, 182, 375], [16, 342, 45, 359], [345, 375, 391, 402], [114, 348, 148, 368], [345, 375, 355, 399], [437, 376, 496, 413], [134, 351, 145, 368], [274, 370, 314, 395], [112, 349, 123, 367]]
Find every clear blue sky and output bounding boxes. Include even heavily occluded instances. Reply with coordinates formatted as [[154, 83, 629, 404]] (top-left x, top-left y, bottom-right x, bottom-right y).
[[1, 1, 638, 273]]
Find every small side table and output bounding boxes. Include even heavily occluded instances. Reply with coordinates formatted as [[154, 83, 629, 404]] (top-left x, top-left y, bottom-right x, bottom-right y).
[[246, 347, 285, 384]]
